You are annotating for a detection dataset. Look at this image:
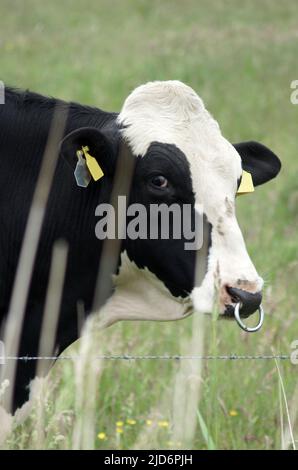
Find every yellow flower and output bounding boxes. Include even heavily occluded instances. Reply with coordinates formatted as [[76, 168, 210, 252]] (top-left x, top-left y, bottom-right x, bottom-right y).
[[116, 421, 124, 427], [126, 419, 136, 425], [158, 420, 169, 428], [116, 427, 123, 434], [97, 432, 106, 440], [167, 440, 181, 447], [146, 419, 153, 426], [229, 409, 238, 417]]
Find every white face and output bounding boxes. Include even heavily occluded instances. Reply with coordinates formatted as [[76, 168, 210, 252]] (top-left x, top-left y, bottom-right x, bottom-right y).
[[111, 80, 263, 321]]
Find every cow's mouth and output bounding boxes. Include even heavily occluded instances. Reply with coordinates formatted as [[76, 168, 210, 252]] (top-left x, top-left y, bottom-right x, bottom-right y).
[[223, 304, 239, 318], [223, 303, 255, 319]]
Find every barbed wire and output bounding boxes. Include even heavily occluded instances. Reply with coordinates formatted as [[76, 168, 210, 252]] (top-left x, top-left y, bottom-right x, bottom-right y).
[[0, 354, 291, 362]]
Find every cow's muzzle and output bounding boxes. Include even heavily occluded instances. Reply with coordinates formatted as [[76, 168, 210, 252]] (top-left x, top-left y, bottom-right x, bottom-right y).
[[224, 287, 262, 319]]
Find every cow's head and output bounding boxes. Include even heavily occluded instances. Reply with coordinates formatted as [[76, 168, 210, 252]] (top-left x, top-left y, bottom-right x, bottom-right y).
[[61, 81, 281, 326]]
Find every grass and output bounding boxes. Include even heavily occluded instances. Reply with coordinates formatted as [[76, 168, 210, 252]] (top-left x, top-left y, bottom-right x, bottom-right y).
[[1, 0, 298, 450]]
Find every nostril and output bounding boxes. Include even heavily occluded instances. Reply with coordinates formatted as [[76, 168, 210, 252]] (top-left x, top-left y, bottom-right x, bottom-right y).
[[227, 291, 239, 304], [226, 287, 262, 318]]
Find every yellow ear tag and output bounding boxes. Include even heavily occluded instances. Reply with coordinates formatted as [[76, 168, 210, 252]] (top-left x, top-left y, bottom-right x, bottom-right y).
[[82, 146, 104, 181], [237, 170, 254, 196]]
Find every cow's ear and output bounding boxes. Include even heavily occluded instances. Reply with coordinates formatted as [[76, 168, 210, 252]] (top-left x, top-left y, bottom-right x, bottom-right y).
[[60, 127, 117, 180], [233, 141, 281, 186]]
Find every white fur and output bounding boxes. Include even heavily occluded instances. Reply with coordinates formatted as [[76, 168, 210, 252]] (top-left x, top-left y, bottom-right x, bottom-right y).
[[111, 80, 263, 319], [98, 251, 193, 327]]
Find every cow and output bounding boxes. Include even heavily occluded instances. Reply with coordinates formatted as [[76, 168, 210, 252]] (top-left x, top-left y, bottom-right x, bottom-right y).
[[0, 80, 281, 412]]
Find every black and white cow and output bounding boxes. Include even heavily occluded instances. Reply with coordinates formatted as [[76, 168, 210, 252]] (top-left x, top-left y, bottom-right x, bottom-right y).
[[0, 80, 281, 411]]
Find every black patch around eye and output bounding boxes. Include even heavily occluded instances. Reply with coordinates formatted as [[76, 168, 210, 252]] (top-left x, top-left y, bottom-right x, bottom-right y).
[[135, 142, 195, 203], [124, 141, 202, 298]]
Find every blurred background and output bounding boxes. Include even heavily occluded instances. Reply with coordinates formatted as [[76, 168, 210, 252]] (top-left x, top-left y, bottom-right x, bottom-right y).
[[1, 0, 298, 450]]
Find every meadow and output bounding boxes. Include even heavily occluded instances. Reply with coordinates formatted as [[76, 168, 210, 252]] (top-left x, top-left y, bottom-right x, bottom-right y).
[[0, 0, 298, 450]]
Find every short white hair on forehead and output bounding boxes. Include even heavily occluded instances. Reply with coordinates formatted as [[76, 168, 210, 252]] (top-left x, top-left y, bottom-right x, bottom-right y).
[[117, 80, 222, 158], [120, 80, 206, 120]]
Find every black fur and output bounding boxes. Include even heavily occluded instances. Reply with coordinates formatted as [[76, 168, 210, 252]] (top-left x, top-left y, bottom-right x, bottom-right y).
[[0, 88, 118, 411], [125, 142, 197, 297]]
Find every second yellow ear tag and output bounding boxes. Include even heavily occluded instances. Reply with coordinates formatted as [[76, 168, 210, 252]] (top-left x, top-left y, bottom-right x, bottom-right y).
[[82, 146, 104, 181], [237, 170, 254, 196]]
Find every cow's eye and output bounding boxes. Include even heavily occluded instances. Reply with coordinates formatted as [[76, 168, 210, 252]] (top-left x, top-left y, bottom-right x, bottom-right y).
[[151, 175, 168, 188]]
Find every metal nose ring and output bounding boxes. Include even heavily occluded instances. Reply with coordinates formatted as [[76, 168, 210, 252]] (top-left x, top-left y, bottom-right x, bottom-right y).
[[234, 303, 264, 333]]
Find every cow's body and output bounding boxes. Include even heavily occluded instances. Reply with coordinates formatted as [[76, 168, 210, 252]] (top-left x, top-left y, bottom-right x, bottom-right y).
[[0, 89, 119, 409], [0, 82, 281, 412]]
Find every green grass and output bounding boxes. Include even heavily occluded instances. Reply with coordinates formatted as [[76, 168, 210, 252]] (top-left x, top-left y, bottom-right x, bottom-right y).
[[1, 0, 298, 450]]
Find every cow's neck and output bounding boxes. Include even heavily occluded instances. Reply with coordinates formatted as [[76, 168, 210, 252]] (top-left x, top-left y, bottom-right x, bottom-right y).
[[93, 251, 192, 328]]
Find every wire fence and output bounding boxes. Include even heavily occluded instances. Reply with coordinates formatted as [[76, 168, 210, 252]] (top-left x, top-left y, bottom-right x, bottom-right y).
[[0, 354, 292, 361]]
